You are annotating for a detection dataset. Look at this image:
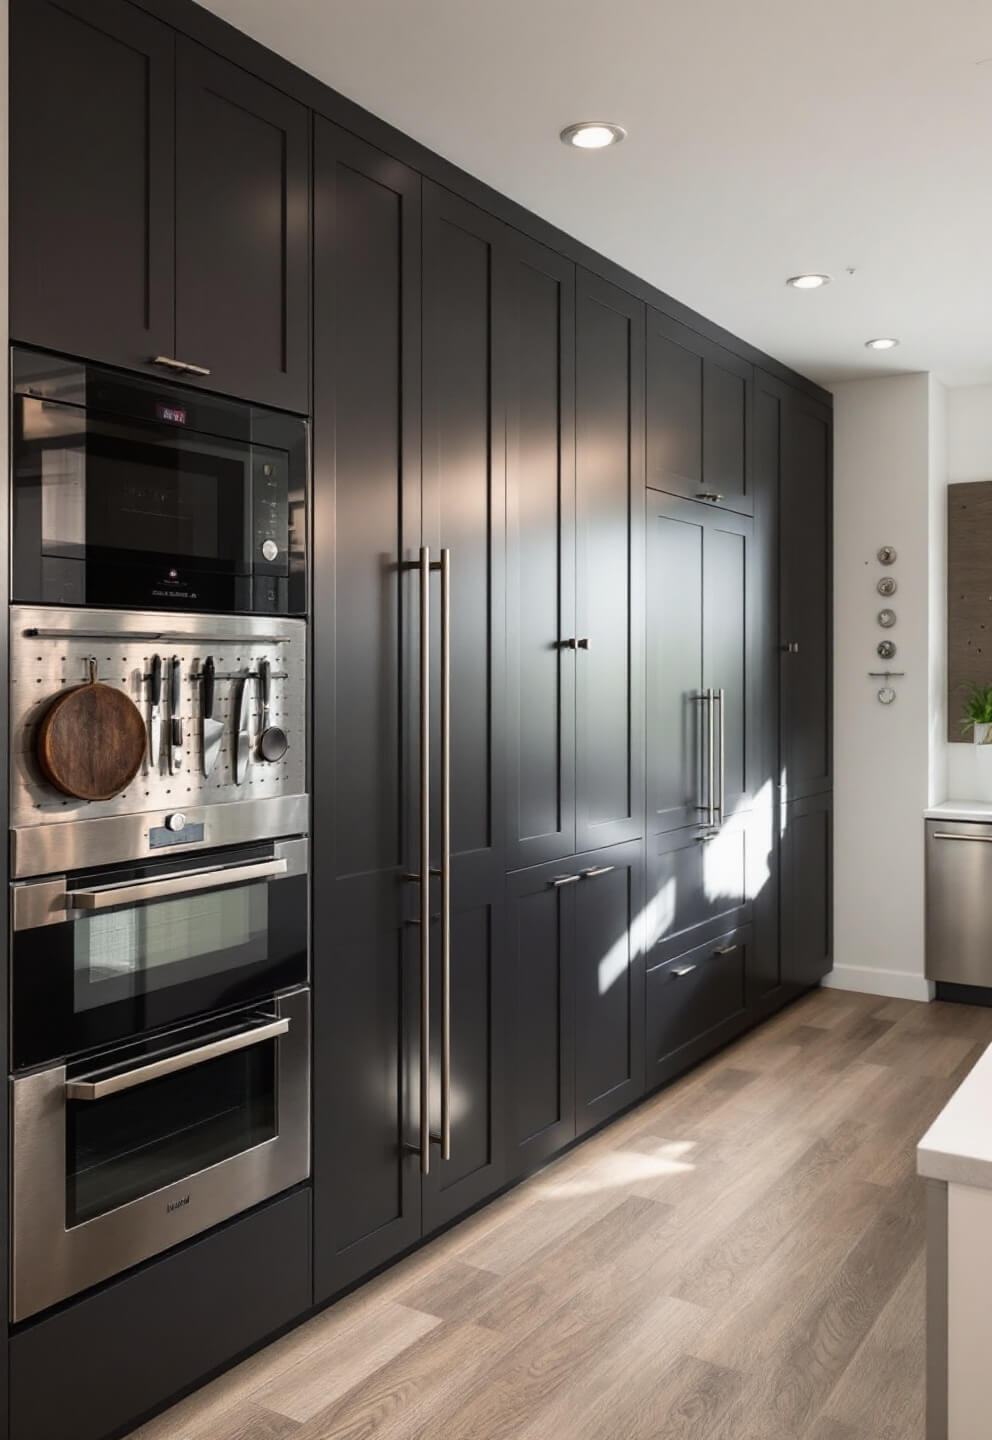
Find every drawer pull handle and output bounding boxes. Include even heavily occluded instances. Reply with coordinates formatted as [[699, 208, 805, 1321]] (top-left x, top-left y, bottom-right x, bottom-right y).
[[695, 831, 719, 843], [582, 866, 615, 879], [551, 874, 580, 887], [932, 832, 992, 843], [672, 964, 697, 978], [151, 355, 212, 377], [696, 492, 724, 503], [713, 943, 739, 956]]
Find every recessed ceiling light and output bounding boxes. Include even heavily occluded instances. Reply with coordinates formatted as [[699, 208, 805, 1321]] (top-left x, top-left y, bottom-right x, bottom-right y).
[[786, 274, 831, 290], [865, 337, 900, 351], [560, 122, 626, 150]]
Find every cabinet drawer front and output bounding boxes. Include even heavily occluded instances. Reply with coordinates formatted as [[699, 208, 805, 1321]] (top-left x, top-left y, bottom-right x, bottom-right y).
[[646, 929, 748, 1072], [647, 825, 748, 953]]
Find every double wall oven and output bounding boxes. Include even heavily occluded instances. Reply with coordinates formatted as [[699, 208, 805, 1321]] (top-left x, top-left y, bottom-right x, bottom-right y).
[[8, 350, 312, 1324]]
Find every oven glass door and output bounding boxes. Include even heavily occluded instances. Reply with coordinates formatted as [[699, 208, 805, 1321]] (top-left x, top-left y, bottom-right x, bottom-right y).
[[13, 394, 257, 611], [12, 844, 308, 1069], [66, 1015, 279, 1226]]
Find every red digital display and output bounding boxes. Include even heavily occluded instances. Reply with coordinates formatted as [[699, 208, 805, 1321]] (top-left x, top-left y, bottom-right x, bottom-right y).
[[155, 402, 187, 426]]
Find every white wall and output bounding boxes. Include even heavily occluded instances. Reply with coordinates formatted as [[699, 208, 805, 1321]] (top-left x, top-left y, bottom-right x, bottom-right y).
[[830, 374, 936, 1001], [942, 385, 992, 801]]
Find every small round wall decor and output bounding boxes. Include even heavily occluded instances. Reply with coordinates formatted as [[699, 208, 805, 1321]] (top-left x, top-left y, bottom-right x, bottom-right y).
[[877, 686, 896, 705], [877, 640, 896, 660], [877, 576, 897, 597], [877, 609, 897, 628], [878, 545, 897, 565]]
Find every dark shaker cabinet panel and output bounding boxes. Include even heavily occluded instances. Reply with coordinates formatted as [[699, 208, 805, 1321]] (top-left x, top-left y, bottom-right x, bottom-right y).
[[312, 123, 422, 1301], [780, 792, 832, 988], [574, 840, 645, 1136], [175, 40, 310, 411], [647, 492, 754, 834], [779, 389, 833, 799], [505, 237, 577, 870], [646, 927, 750, 1090], [647, 310, 753, 515], [575, 270, 646, 852], [506, 861, 576, 1177], [421, 186, 508, 1225], [423, 873, 506, 1232], [422, 184, 506, 873], [10, 0, 176, 370]]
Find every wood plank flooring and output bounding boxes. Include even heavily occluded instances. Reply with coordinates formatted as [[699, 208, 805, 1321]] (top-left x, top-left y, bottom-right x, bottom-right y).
[[127, 988, 992, 1440]]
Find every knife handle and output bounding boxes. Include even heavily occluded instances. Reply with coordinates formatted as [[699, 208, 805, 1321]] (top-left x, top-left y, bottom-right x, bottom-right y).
[[203, 656, 215, 720], [259, 658, 271, 716], [170, 656, 181, 714], [150, 654, 162, 706]]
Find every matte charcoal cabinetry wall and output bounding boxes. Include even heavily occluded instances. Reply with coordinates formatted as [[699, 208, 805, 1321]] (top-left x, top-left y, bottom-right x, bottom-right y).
[[11, 0, 310, 411], [7, 2, 833, 1436]]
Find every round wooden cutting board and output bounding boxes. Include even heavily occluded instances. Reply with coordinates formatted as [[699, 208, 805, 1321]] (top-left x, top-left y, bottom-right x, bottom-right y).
[[36, 660, 146, 801]]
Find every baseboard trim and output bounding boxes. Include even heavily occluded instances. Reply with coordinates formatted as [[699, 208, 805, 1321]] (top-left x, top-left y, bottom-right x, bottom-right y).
[[822, 965, 934, 1003]]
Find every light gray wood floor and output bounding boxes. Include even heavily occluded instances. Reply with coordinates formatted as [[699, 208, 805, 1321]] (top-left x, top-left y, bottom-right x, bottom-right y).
[[127, 986, 992, 1440]]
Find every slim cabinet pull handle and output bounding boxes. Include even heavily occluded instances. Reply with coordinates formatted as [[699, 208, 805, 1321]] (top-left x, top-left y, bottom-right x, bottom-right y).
[[717, 687, 726, 825], [696, 492, 724, 503], [932, 832, 992, 843], [706, 687, 715, 826], [713, 943, 739, 956], [582, 865, 615, 879], [695, 830, 719, 843], [782, 642, 800, 654], [151, 355, 212, 377], [672, 964, 697, 978], [559, 637, 577, 649], [551, 874, 580, 887], [439, 548, 452, 1164], [417, 546, 431, 1176], [577, 637, 590, 650]]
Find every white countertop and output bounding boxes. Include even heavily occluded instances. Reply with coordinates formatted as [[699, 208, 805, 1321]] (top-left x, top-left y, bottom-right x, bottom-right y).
[[918, 1042, 992, 1188], [925, 800, 992, 822]]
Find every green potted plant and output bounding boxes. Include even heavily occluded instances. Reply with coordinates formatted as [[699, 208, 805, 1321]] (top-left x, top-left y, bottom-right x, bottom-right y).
[[961, 683, 992, 744]]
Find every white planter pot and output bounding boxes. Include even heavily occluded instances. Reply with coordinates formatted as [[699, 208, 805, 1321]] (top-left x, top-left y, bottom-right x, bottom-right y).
[[974, 723, 992, 745]]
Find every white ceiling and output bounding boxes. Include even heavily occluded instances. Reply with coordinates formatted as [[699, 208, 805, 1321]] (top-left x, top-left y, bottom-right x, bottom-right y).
[[200, 0, 992, 387]]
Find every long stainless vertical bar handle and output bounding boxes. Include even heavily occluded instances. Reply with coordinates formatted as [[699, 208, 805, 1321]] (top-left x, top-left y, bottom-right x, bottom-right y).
[[419, 545, 431, 1176], [440, 548, 452, 1162], [718, 688, 726, 825], [706, 687, 715, 826]]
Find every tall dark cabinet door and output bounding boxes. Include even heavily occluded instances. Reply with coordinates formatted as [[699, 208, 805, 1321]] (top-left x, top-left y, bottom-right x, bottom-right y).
[[10, 0, 175, 371], [574, 840, 645, 1136], [703, 508, 754, 820], [421, 184, 507, 1224], [575, 270, 646, 853], [780, 793, 832, 987], [175, 41, 310, 412], [780, 390, 833, 800], [647, 498, 705, 834], [312, 122, 422, 1302], [506, 861, 577, 1179], [505, 235, 576, 870], [646, 309, 753, 516]]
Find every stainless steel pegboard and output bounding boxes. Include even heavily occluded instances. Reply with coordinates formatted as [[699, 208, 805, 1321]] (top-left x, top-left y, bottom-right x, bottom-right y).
[[10, 606, 307, 831]]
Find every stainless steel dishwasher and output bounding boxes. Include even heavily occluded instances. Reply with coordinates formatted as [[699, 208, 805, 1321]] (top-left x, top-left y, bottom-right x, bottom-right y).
[[926, 819, 992, 984]]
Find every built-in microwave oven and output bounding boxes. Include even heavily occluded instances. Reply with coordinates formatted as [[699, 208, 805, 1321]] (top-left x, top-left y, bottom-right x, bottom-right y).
[[11, 347, 307, 615]]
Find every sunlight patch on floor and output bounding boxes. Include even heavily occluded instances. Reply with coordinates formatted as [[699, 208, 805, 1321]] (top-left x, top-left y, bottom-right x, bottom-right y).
[[538, 1141, 697, 1198]]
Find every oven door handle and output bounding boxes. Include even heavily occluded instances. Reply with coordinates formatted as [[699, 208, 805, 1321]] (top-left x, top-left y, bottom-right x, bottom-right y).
[[66, 856, 289, 912], [64, 1015, 291, 1101]]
